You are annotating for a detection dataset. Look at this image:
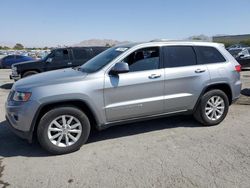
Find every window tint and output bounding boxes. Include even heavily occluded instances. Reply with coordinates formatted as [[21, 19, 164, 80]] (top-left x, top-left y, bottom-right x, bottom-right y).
[[16, 55, 23, 59], [73, 48, 92, 59], [4, 55, 15, 60], [164, 46, 196, 68], [195, 46, 226, 64], [92, 47, 108, 56], [53, 49, 69, 61], [123, 47, 160, 72]]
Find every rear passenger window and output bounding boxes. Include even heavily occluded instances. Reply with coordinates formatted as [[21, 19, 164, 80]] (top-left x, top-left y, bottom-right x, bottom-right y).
[[163, 46, 196, 67], [73, 48, 92, 59], [195, 46, 226, 64]]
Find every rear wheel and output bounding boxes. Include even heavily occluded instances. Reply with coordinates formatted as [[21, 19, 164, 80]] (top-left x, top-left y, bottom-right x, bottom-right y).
[[194, 89, 229, 126], [37, 106, 90, 154], [22, 71, 38, 78]]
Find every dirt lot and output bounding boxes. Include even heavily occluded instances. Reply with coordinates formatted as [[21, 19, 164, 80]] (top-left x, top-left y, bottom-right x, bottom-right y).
[[0, 69, 250, 188]]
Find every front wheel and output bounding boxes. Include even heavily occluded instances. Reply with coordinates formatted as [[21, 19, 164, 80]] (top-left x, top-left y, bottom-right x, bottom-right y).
[[194, 89, 229, 126], [22, 71, 38, 78], [37, 106, 90, 154]]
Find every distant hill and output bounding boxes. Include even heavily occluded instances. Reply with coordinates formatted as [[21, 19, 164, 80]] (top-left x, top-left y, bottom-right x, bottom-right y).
[[186, 34, 212, 41], [74, 39, 130, 47], [0, 41, 15, 47]]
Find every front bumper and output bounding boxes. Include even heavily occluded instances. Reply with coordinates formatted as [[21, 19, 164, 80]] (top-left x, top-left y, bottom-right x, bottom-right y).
[[5, 99, 40, 142], [9, 74, 21, 80], [6, 115, 32, 141], [10, 66, 21, 80]]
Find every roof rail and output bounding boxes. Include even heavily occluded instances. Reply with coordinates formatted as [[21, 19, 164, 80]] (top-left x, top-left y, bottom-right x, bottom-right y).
[[150, 39, 184, 42]]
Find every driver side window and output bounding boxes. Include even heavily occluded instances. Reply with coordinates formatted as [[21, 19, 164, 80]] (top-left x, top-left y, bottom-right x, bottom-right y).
[[53, 49, 69, 61], [123, 47, 160, 72]]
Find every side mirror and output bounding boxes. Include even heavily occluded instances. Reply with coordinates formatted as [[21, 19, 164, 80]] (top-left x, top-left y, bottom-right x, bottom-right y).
[[110, 62, 129, 75], [46, 58, 53, 63]]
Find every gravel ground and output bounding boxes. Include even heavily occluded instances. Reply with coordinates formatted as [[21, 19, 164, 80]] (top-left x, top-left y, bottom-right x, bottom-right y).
[[0, 69, 250, 188]]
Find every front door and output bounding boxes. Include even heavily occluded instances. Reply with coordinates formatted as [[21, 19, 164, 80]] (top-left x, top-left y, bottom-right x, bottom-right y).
[[104, 47, 165, 122], [45, 49, 71, 71]]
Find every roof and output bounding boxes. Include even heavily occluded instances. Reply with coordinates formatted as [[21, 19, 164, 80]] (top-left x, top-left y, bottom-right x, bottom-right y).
[[115, 40, 224, 49]]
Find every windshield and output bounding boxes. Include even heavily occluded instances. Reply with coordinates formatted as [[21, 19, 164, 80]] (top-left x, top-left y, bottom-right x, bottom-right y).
[[42, 51, 53, 60], [80, 47, 128, 73]]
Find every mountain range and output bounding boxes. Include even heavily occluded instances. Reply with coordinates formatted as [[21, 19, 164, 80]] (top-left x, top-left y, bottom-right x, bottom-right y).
[[1, 35, 229, 48], [73, 39, 130, 47]]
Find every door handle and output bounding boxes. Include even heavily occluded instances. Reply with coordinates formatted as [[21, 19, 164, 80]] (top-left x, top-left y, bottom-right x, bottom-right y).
[[68, 62, 72, 65], [148, 74, 161, 79], [195, 69, 206, 73]]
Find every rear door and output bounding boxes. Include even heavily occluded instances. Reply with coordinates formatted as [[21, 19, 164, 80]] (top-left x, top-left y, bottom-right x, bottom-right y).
[[45, 49, 71, 71], [194, 46, 228, 83], [163, 46, 210, 112]]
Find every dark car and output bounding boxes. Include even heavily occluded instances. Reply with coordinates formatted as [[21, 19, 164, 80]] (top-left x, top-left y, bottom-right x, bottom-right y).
[[228, 48, 244, 58], [10, 46, 108, 80], [0, 55, 34, 69], [226, 44, 248, 50], [235, 47, 250, 69]]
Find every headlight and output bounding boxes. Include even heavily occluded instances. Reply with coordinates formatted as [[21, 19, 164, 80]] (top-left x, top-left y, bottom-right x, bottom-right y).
[[12, 91, 32, 102], [11, 65, 17, 71]]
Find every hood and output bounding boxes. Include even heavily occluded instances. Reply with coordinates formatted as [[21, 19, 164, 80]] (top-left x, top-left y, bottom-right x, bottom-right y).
[[13, 68, 88, 90], [13, 59, 42, 67]]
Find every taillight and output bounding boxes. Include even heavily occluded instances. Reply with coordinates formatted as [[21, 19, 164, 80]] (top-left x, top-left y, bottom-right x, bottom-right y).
[[235, 65, 241, 72]]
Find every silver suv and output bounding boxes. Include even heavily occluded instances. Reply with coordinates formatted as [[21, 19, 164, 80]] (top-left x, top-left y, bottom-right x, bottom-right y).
[[5, 41, 242, 154]]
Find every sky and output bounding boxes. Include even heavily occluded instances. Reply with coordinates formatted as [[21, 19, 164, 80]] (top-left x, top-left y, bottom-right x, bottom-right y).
[[0, 0, 250, 47]]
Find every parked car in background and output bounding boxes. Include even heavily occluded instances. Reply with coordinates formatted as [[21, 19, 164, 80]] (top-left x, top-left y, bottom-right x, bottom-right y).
[[10, 46, 108, 80], [235, 47, 250, 69], [0, 55, 34, 69], [228, 48, 244, 58], [5, 41, 242, 154], [0, 52, 6, 59], [226, 44, 248, 50]]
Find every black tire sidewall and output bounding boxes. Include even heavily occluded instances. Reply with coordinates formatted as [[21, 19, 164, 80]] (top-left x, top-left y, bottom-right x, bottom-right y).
[[23, 71, 38, 78], [200, 90, 229, 126], [37, 106, 90, 154]]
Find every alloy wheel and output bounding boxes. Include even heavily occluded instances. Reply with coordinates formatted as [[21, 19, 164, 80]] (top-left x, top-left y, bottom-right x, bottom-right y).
[[48, 115, 82, 147]]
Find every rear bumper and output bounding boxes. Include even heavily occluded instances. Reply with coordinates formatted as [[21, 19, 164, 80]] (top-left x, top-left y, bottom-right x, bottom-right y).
[[231, 79, 242, 102]]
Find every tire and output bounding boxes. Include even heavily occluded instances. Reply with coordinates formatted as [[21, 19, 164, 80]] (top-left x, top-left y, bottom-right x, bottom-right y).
[[194, 89, 229, 126], [37, 106, 90, 154], [22, 71, 38, 78]]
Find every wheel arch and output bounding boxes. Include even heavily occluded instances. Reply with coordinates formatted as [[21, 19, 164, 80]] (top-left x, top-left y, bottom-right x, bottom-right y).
[[21, 69, 41, 77], [193, 83, 233, 112], [30, 100, 100, 142]]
